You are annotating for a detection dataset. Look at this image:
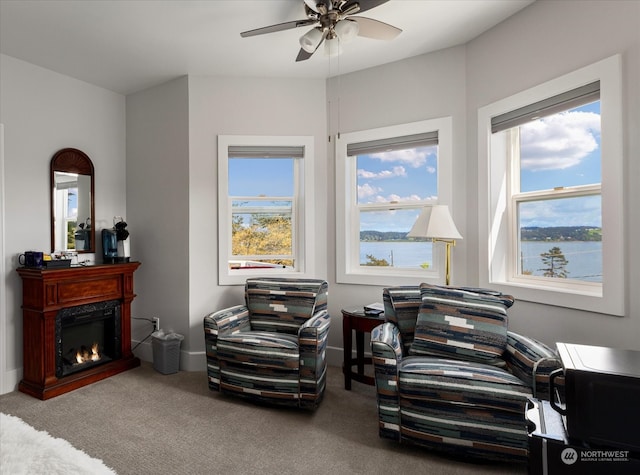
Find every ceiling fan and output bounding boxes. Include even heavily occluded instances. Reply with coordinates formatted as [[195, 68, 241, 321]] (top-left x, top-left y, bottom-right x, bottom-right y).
[[240, 0, 402, 61]]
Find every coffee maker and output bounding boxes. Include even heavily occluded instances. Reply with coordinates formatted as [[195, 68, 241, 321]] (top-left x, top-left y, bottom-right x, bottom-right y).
[[102, 217, 130, 264], [102, 228, 119, 263]]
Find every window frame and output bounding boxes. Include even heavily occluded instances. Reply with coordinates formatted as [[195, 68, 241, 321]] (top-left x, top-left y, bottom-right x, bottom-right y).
[[218, 135, 315, 286], [508, 123, 603, 287], [336, 117, 455, 286], [478, 54, 625, 316]]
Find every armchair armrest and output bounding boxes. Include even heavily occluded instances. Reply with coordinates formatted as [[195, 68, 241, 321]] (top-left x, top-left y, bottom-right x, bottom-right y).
[[371, 322, 403, 441], [299, 309, 331, 366], [204, 304, 251, 340], [203, 304, 251, 390], [299, 308, 331, 334], [504, 331, 561, 400], [299, 309, 331, 407]]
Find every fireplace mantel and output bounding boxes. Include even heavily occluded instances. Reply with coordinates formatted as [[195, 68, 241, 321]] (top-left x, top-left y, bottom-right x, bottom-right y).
[[17, 261, 141, 399]]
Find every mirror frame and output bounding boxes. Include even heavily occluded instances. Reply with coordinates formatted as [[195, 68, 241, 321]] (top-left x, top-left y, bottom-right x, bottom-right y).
[[50, 148, 95, 254]]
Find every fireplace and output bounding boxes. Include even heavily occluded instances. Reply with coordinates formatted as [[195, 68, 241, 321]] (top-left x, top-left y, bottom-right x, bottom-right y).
[[56, 300, 121, 378], [17, 262, 140, 399]]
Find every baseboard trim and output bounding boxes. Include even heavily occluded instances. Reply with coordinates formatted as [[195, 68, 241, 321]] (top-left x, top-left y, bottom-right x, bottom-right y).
[[1, 368, 21, 395], [132, 340, 344, 373]]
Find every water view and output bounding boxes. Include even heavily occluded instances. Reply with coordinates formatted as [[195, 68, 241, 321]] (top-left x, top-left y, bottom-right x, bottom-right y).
[[520, 240, 602, 282], [360, 240, 602, 282]]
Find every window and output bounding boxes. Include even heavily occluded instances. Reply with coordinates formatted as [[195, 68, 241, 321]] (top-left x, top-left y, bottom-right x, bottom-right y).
[[478, 55, 624, 315], [218, 136, 315, 285], [336, 117, 454, 286], [53, 174, 78, 250], [498, 82, 602, 283]]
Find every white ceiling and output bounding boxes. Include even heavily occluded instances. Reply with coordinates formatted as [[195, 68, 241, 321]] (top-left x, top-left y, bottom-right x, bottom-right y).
[[0, 0, 534, 95]]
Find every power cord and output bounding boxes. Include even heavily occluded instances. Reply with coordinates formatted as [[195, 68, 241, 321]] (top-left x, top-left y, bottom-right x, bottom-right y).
[[132, 317, 156, 351]]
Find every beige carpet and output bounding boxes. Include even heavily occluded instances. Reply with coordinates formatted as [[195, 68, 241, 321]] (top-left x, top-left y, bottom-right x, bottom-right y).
[[0, 363, 526, 474]]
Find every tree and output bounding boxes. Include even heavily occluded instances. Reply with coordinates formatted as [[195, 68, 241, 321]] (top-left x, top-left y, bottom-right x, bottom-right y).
[[539, 246, 569, 278], [363, 254, 390, 266], [232, 214, 293, 266]]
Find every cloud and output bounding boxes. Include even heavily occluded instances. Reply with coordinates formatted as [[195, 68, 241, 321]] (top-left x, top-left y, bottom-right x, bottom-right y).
[[357, 166, 407, 180], [357, 183, 383, 200], [519, 195, 601, 227], [358, 183, 425, 203], [375, 193, 423, 202], [520, 111, 600, 171], [369, 147, 435, 168]]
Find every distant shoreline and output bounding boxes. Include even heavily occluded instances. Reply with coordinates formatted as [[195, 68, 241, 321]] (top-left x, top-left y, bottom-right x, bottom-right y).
[[360, 226, 602, 242]]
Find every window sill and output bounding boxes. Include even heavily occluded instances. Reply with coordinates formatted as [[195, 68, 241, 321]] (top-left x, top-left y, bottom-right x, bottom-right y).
[[338, 268, 441, 287], [482, 278, 624, 317]]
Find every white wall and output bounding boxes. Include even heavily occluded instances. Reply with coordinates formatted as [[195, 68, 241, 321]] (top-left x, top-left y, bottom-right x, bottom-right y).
[[465, 0, 640, 350], [0, 54, 127, 393]]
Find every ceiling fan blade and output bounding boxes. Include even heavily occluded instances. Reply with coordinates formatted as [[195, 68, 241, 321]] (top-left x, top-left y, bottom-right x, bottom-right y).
[[240, 18, 317, 38], [342, 0, 390, 15], [352, 16, 401, 40], [296, 48, 315, 62]]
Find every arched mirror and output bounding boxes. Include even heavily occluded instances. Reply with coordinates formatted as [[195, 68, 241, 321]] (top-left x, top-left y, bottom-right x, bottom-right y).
[[50, 148, 95, 254]]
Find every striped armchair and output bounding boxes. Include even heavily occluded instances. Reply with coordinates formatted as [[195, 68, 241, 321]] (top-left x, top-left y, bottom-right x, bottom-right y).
[[371, 284, 561, 462], [203, 278, 330, 409]]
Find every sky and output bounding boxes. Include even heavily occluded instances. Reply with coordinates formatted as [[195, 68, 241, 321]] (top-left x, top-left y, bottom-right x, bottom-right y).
[[227, 100, 601, 234], [518, 101, 601, 228], [356, 144, 438, 233], [67, 190, 78, 218], [229, 158, 293, 196], [356, 101, 601, 232]]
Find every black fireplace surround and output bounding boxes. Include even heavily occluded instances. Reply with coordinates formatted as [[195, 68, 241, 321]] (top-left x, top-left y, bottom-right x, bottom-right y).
[[56, 299, 122, 378]]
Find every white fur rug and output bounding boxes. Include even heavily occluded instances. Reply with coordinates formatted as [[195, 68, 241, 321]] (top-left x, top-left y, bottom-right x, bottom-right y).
[[0, 413, 116, 474]]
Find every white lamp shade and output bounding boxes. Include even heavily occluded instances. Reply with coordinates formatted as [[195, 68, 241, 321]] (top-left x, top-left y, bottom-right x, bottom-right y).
[[407, 205, 463, 240], [299, 28, 324, 53], [334, 19, 359, 43]]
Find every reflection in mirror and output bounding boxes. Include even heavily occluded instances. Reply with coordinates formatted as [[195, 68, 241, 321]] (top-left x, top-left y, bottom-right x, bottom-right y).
[[51, 148, 95, 254]]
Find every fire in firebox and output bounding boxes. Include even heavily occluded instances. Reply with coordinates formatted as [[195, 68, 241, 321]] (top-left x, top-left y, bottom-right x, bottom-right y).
[[74, 342, 101, 365]]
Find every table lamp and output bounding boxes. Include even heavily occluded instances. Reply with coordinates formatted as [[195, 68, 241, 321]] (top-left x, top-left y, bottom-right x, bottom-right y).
[[407, 205, 462, 285]]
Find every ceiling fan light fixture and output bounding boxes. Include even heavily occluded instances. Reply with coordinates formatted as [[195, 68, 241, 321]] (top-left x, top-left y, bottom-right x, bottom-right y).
[[324, 36, 342, 57], [299, 27, 324, 53], [334, 19, 359, 43], [241, 0, 398, 62]]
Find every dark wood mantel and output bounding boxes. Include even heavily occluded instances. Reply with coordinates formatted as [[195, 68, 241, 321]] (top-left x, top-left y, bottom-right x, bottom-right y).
[[17, 261, 141, 399]]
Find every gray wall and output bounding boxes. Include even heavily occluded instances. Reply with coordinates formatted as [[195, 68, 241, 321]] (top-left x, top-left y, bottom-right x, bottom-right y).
[[125, 76, 191, 357], [125, 75, 329, 369], [325, 45, 469, 360]]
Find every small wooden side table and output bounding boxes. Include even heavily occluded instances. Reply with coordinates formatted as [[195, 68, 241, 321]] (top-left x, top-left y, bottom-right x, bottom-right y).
[[342, 308, 385, 390]]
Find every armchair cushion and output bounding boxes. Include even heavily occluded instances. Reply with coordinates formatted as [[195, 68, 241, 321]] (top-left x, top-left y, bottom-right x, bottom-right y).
[[409, 284, 514, 365], [217, 332, 299, 370], [246, 278, 328, 334], [399, 357, 531, 414]]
